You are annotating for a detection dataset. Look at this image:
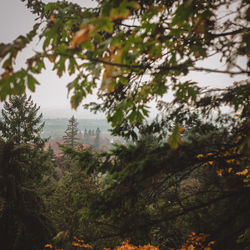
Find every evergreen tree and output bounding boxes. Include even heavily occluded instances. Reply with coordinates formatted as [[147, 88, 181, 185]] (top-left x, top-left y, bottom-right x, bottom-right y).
[[94, 127, 101, 150], [0, 96, 53, 249], [63, 116, 79, 147], [83, 128, 89, 144], [0, 95, 44, 145], [0, 139, 53, 250]]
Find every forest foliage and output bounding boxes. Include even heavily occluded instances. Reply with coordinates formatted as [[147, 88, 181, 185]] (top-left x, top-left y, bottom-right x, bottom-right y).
[[0, 0, 249, 249]]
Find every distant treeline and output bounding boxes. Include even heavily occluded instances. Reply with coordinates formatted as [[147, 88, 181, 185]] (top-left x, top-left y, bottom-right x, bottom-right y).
[[42, 118, 111, 138]]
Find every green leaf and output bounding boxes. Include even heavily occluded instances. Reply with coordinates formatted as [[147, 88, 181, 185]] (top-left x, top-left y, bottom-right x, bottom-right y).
[[53, 56, 66, 77], [70, 91, 83, 109], [168, 125, 182, 149], [172, 5, 192, 25], [27, 74, 39, 92], [111, 109, 124, 126]]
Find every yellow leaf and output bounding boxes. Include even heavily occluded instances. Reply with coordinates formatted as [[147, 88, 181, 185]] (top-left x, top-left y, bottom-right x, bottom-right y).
[[197, 154, 204, 158], [50, 15, 56, 22], [236, 169, 249, 176], [48, 55, 56, 63], [178, 126, 185, 134], [217, 169, 223, 176], [187, 244, 194, 250]]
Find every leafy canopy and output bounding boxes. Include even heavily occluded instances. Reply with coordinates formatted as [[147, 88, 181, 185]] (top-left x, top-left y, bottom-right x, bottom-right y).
[[0, 0, 249, 128]]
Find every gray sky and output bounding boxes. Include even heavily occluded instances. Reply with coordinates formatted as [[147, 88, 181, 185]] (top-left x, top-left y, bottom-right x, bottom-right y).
[[0, 0, 248, 119], [0, 0, 102, 118]]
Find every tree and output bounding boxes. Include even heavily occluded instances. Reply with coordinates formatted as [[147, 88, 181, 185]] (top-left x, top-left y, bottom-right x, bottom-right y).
[[63, 115, 80, 148], [0, 1, 249, 249], [0, 96, 53, 249], [94, 127, 101, 150], [0, 94, 44, 145], [0, 139, 53, 250], [83, 128, 89, 144], [0, 0, 248, 128], [63, 111, 250, 249]]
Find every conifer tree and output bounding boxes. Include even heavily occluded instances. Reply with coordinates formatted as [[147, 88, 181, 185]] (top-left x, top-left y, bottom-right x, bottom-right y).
[[83, 128, 89, 144], [0, 96, 53, 249], [0, 95, 44, 145], [63, 115, 79, 147], [94, 127, 101, 150]]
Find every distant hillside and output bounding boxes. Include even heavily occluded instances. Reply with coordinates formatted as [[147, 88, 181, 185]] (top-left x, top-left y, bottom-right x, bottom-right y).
[[42, 118, 111, 138]]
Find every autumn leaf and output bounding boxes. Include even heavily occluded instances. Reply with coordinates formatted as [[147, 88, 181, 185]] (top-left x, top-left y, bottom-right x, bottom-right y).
[[168, 125, 183, 149], [48, 54, 56, 63], [50, 15, 56, 22], [187, 245, 194, 250], [217, 169, 223, 176], [1, 68, 13, 79], [178, 126, 185, 134], [68, 24, 94, 49], [44, 244, 53, 248], [197, 154, 204, 158], [110, 8, 130, 21], [194, 17, 206, 34], [236, 169, 249, 176]]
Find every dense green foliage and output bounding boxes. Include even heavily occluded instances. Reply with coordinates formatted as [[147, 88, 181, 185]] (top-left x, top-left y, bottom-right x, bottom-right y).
[[0, 96, 54, 250], [59, 107, 249, 249]]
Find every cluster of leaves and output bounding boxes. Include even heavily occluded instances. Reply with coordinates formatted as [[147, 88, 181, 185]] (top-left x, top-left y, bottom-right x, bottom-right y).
[[178, 232, 215, 250], [0, 0, 249, 127], [44, 239, 159, 250]]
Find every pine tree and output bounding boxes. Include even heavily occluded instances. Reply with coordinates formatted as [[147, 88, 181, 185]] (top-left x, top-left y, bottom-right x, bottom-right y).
[[94, 127, 101, 150], [0, 96, 53, 249], [0, 95, 44, 145], [83, 128, 89, 144], [63, 115, 79, 147]]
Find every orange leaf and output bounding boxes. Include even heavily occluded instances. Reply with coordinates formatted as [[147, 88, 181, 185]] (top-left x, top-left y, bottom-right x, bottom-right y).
[[178, 126, 185, 134], [44, 244, 53, 248], [69, 25, 94, 49], [236, 169, 249, 176], [216, 169, 223, 176], [197, 154, 204, 159]]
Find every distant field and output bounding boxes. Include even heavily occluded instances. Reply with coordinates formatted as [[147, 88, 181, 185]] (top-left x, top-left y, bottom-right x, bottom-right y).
[[42, 118, 111, 138]]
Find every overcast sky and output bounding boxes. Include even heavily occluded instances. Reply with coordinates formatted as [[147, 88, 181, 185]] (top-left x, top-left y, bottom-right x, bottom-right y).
[[0, 0, 248, 119]]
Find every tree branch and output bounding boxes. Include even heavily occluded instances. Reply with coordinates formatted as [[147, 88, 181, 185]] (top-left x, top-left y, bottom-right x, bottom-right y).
[[210, 28, 249, 38], [191, 67, 249, 75]]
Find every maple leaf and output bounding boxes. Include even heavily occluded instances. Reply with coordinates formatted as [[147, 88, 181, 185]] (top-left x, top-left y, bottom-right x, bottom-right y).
[[69, 25, 94, 49]]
